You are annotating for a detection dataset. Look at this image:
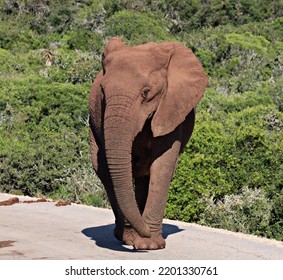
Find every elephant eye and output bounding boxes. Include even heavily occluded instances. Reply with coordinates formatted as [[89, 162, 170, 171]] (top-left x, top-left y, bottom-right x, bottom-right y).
[[141, 87, 150, 99]]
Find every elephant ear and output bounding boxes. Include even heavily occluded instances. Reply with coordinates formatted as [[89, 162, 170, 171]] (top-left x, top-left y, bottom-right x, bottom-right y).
[[151, 42, 208, 137], [89, 70, 104, 135]]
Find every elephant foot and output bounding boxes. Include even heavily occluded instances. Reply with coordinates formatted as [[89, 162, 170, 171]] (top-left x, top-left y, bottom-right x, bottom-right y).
[[114, 225, 137, 245], [133, 234, 166, 250], [115, 225, 165, 250]]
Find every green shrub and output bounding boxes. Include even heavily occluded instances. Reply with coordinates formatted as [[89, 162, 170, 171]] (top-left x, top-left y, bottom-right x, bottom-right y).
[[64, 30, 103, 52], [0, 49, 19, 76], [0, 21, 42, 51], [199, 187, 272, 236], [225, 32, 270, 53], [0, 77, 91, 197], [151, 0, 283, 33], [105, 10, 172, 44], [40, 49, 101, 84]]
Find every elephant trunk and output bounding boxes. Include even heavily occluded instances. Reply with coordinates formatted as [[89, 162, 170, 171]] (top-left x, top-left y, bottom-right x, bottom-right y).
[[104, 107, 151, 238]]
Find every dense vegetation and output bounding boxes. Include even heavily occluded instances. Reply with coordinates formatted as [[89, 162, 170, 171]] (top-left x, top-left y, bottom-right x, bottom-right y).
[[0, 0, 282, 241]]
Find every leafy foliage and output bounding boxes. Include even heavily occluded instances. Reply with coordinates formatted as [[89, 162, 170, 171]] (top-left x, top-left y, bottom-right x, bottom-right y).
[[199, 187, 273, 236], [105, 10, 172, 44], [0, 0, 282, 240]]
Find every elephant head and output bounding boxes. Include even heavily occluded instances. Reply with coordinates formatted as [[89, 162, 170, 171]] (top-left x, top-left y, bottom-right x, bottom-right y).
[[98, 37, 208, 238]]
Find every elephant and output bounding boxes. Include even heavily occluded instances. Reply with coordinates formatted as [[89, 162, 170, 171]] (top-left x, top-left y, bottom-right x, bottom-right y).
[[89, 37, 208, 250]]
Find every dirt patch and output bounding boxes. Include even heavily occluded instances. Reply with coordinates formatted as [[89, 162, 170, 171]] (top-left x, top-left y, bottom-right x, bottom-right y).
[[0, 197, 48, 206], [0, 196, 71, 207], [22, 198, 48, 203], [0, 197, 19, 206], [0, 240, 15, 248], [55, 200, 71, 207]]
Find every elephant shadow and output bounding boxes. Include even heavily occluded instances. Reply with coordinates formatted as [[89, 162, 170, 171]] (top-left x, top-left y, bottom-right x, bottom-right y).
[[82, 223, 184, 252]]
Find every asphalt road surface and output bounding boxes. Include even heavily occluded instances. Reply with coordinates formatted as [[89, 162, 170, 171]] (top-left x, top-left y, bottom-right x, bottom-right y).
[[1, 193, 283, 260]]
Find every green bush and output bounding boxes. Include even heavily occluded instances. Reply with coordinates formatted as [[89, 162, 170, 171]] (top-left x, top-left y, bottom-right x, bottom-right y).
[[105, 10, 172, 44], [64, 30, 103, 52], [0, 49, 19, 76], [31, 48, 101, 84], [150, 0, 283, 33], [0, 21, 42, 51], [225, 32, 270, 53], [199, 187, 272, 236], [0, 77, 90, 198]]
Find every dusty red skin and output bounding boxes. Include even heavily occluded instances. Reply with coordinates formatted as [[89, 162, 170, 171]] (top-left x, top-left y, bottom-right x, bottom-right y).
[[89, 37, 208, 250]]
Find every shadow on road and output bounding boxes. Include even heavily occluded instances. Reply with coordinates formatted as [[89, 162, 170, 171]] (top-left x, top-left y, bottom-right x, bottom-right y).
[[82, 223, 184, 252]]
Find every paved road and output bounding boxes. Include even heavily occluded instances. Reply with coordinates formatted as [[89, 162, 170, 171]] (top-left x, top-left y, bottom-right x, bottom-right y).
[[0, 193, 283, 260]]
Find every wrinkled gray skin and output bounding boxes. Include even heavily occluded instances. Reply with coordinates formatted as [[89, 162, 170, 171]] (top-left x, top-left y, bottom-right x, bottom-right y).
[[89, 37, 208, 250]]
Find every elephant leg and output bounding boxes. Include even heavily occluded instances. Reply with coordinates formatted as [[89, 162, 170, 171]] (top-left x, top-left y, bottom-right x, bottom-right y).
[[135, 176, 150, 214], [117, 176, 150, 245], [180, 109, 195, 152], [89, 129, 125, 241], [132, 133, 182, 250]]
